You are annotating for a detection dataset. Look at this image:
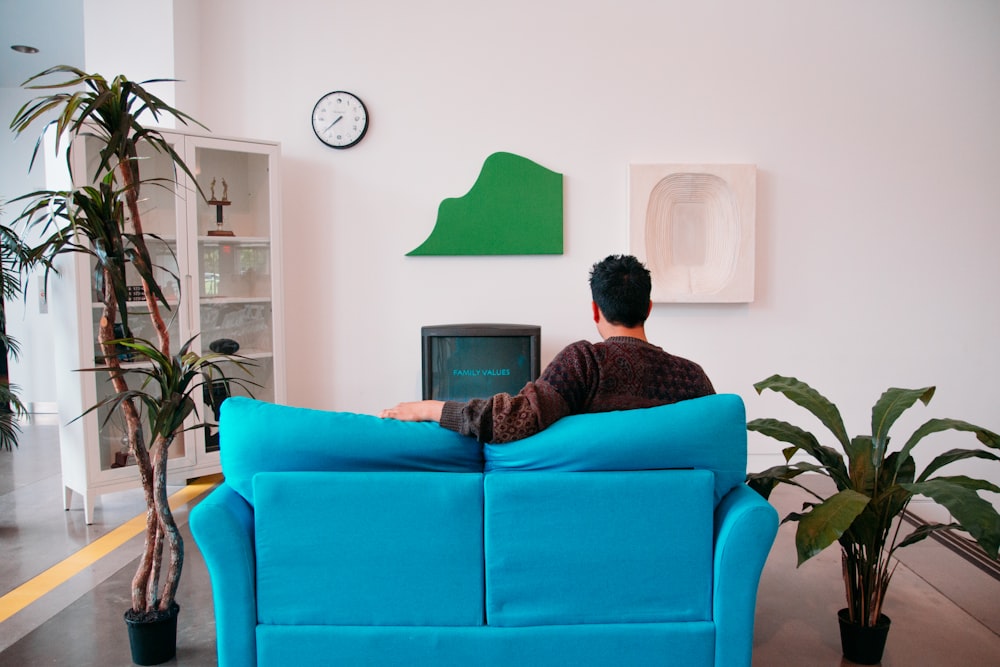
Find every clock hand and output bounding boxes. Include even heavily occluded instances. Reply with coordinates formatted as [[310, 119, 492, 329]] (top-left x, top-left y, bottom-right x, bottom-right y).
[[324, 115, 344, 132]]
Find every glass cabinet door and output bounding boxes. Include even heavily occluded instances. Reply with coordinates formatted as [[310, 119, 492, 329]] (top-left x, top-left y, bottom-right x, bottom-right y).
[[185, 139, 282, 454]]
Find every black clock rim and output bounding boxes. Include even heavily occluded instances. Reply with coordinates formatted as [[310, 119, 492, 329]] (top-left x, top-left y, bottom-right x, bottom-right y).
[[311, 91, 369, 149]]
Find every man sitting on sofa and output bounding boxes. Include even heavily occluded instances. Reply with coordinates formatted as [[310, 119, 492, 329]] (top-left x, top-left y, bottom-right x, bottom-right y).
[[379, 254, 715, 443]]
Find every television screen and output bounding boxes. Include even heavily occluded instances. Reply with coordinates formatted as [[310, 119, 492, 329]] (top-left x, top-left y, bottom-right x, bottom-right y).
[[422, 324, 541, 401]]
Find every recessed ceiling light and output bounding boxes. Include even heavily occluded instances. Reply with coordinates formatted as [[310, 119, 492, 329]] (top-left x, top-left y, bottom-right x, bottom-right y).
[[11, 45, 40, 54]]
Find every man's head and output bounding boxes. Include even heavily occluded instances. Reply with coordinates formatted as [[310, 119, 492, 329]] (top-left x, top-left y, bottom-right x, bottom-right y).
[[589, 254, 652, 328]]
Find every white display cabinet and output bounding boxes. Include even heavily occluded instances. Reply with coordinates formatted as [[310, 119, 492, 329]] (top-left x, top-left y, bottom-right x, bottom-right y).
[[51, 130, 285, 523]]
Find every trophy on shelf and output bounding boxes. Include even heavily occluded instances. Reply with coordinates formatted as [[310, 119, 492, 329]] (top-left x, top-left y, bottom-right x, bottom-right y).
[[207, 177, 235, 237]]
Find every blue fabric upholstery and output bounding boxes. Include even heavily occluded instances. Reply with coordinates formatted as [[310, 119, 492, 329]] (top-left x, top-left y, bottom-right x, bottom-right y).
[[254, 471, 484, 626], [188, 483, 256, 667], [219, 397, 482, 504], [713, 484, 782, 665], [191, 393, 778, 667], [484, 393, 747, 504], [484, 470, 713, 626], [257, 624, 715, 666]]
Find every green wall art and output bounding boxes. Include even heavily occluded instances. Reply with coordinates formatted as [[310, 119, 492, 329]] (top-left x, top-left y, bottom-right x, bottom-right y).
[[408, 152, 564, 256]]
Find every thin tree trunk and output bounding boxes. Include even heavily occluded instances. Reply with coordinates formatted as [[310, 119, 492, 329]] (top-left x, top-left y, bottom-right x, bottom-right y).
[[97, 265, 156, 613], [116, 156, 184, 613], [118, 160, 170, 357], [153, 433, 183, 611]]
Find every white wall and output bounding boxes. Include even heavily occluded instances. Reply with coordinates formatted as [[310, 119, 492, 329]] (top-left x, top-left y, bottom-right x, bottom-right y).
[[8, 1, 1000, 491], [185, 0, 1000, 456], [83, 0, 179, 118]]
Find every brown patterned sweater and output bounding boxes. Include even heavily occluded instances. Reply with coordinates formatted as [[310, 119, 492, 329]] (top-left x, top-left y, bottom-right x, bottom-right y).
[[439, 336, 715, 444]]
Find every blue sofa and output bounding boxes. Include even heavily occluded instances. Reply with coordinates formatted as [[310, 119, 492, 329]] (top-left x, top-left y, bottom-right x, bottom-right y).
[[190, 393, 777, 667]]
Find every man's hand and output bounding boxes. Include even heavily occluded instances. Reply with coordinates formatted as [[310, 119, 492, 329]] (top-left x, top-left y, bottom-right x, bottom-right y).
[[378, 400, 445, 423]]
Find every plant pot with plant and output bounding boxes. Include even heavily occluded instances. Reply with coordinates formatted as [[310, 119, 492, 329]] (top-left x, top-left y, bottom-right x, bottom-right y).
[[9, 66, 251, 665], [746, 375, 1000, 665], [89, 335, 253, 664]]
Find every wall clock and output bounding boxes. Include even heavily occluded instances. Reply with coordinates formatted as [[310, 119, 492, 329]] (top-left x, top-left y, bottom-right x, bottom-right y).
[[311, 91, 369, 149]]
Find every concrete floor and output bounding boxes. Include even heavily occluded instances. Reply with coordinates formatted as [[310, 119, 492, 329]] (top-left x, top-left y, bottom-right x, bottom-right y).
[[1, 414, 999, 665]]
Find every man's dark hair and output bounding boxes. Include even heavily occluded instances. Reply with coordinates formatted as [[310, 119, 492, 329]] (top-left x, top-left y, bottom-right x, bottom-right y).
[[589, 254, 652, 327]]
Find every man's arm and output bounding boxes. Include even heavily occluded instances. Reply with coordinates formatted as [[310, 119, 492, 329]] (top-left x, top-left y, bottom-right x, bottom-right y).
[[452, 381, 570, 443], [379, 341, 596, 443], [378, 400, 444, 422], [378, 380, 570, 444]]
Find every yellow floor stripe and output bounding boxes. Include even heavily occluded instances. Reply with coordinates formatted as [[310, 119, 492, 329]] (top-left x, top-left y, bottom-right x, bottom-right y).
[[0, 474, 221, 624]]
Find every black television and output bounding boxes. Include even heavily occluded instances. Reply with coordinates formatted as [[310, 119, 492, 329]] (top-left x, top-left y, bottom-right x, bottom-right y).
[[422, 324, 541, 401]]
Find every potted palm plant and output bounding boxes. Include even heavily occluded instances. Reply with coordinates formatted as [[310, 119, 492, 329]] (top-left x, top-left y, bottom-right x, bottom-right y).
[[746, 374, 1000, 664], [86, 335, 253, 664], [8, 66, 246, 664]]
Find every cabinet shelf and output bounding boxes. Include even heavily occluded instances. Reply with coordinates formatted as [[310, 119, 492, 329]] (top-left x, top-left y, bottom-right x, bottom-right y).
[[200, 296, 271, 305], [198, 235, 270, 244], [91, 299, 182, 309], [239, 350, 274, 360]]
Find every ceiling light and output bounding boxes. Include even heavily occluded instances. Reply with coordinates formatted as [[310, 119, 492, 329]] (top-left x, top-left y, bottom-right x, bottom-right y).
[[11, 45, 40, 54]]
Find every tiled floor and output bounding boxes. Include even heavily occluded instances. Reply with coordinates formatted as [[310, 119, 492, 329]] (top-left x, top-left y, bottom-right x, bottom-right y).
[[0, 416, 217, 666], [1, 414, 999, 665]]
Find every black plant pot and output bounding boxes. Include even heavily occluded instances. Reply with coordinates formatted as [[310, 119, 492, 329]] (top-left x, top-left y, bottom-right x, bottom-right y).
[[124, 603, 180, 665], [838, 608, 891, 665]]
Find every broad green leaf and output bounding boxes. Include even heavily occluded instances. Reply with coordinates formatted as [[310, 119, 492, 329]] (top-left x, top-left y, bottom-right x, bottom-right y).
[[871, 387, 934, 462], [794, 489, 870, 565], [899, 418, 1000, 478], [901, 479, 1000, 558], [754, 375, 850, 449], [918, 448, 1000, 482], [746, 462, 830, 500], [846, 436, 876, 495], [748, 418, 821, 457], [883, 451, 915, 486], [921, 475, 1000, 494], [854, 457, 916, 544], [896, 522, 961, 550], [748, 417, 851, 489], [840, 504, 885, 550], [845, 479, 912, 548]]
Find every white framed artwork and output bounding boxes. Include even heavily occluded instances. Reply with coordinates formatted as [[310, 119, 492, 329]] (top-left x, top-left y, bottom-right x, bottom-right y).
[[629, 164, 756, 303]]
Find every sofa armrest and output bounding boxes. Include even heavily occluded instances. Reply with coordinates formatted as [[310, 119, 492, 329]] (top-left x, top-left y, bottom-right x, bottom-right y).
[[190, 483, 258, 667], [712, 483, 779, 667]]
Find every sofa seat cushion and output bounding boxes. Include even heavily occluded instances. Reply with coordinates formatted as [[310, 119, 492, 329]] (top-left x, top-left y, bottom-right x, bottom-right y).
[[484, 470, 714, 627], [484, 393, 746, 505], [221, 398, 483, 504], [254, 472, 484, 626], [257, 622, 715, 666]]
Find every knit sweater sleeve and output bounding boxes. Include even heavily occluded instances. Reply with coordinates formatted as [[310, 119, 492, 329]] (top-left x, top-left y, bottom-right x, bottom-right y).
[[439, 379, 571, 444], [438, 341, 596, 444]]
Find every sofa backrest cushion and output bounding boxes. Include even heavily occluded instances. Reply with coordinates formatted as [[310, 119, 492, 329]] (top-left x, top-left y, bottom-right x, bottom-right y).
[[254, 471, 485, 627], [220, 397, 483, 504], [484, 393, 746, 504], [484, 469, 714, 627]]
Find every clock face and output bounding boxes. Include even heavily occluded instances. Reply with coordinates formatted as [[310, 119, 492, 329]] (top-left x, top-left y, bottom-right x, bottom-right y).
[[311, 91, 369, 149]]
